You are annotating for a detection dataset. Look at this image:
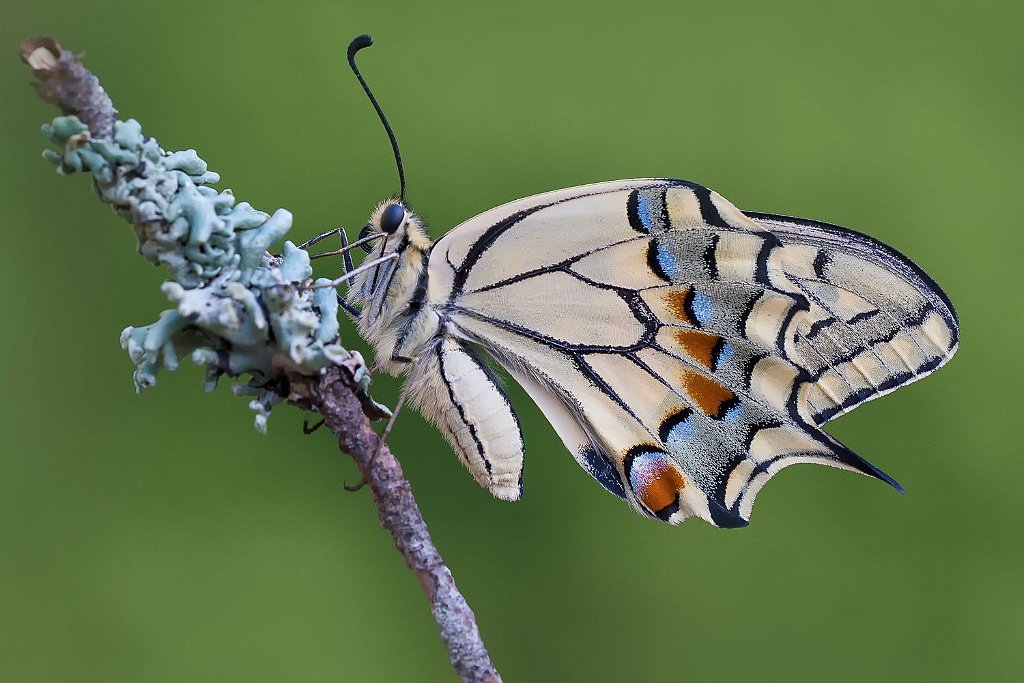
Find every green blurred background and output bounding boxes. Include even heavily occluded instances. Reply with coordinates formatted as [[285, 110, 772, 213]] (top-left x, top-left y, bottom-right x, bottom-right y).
[[2, 1, 1020, 680]]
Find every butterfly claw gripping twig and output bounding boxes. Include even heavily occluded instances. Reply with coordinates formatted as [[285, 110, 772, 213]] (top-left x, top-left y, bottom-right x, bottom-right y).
[[303, 418, 326, 434], [20, 37, 501, 683], [342, 478, 367, 493]]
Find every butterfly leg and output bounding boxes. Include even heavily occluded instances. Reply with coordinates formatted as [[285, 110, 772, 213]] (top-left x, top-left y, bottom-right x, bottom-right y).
[[306, 229, 382, 268], [297, 227, 342, 251], [339, 296, 362, 320], [303, 418, 325, 434], [344, 391, 409, 492], [332, 226, 363, 319], [296, 227, 365, 319], [309, 254, 399, 290], [308, 252, 398, 321]]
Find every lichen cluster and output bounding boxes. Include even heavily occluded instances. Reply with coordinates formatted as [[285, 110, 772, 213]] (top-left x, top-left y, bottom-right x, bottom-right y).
[[41, 115, 385, 432]]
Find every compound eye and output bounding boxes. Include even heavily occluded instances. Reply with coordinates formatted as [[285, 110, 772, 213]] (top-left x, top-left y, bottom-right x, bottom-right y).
[[380, 203, 406, 234]]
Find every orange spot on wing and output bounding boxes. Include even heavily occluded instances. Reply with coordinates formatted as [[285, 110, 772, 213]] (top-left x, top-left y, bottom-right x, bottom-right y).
[[637, 462, 686, 513], [662, 288, 693, 325], [681, 369, 736, 417], [673, 329, 719, 370]]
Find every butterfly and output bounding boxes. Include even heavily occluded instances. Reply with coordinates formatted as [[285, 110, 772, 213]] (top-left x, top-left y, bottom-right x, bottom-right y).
[[325, 36, 959, 528]]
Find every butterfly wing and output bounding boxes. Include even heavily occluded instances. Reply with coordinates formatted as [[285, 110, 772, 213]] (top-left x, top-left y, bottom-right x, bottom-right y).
[[427, 179, 958, 527], [741, 211, 959, 425]]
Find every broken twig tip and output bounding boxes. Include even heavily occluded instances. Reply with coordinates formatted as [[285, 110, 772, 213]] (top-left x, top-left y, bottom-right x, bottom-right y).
[[19, 36, 61, 70]]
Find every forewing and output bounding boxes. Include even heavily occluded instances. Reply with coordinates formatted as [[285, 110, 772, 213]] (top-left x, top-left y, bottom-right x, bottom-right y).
[[428, 179, 957, 527], [742, 212, 959, 424]]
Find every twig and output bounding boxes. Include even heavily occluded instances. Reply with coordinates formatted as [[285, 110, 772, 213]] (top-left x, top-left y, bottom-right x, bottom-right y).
[[20, 37, 117, 137], [20, 36, 501, 683], [317, 367, 500, 683]]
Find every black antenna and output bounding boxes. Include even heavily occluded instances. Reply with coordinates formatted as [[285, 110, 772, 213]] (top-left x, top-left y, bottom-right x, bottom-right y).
[[347, 34, 406, 202]]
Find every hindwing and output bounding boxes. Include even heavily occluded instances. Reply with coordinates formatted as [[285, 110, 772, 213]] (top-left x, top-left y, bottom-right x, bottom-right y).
[[426, 179, 958, 527]]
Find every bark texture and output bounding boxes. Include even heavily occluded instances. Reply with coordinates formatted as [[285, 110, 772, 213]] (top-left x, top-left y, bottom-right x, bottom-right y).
[[317, 367, 501, 683]]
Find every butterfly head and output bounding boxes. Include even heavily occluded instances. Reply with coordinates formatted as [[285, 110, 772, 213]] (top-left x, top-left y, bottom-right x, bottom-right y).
[[347, 198, 432, 316], [359, 199, 430, 251]]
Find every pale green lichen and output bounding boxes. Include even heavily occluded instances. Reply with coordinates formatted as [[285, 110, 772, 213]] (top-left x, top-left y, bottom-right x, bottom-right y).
[[42, 115, 386, 432]]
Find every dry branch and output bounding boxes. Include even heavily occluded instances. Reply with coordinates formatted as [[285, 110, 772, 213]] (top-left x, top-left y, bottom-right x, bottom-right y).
[[20, 36, 500, 683]]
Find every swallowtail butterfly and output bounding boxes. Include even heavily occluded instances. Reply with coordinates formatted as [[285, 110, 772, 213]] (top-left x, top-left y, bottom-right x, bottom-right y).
[[329, 36, 958, 528]]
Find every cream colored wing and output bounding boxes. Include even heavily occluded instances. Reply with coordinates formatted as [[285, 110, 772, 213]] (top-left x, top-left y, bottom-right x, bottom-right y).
[[426, 179, 958, 527], [741, 211, 959, 425]]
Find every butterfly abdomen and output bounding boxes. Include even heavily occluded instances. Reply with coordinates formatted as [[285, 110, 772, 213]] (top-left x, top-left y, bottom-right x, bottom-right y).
[[406, 337, 526, 501]]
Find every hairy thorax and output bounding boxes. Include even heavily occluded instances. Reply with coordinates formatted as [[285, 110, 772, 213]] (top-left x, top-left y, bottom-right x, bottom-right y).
[[352, 226, 440, 377]]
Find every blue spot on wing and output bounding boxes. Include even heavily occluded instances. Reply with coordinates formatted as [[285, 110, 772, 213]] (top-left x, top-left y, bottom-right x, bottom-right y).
[[691, 291, 714, 326], [665, 412, 696, 445], [717, 342, 734, 367], [723, 402, 743, 423], [656, 243, 679, 279], [636, 193, 654, 231], [647, 240, 679, 281]]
